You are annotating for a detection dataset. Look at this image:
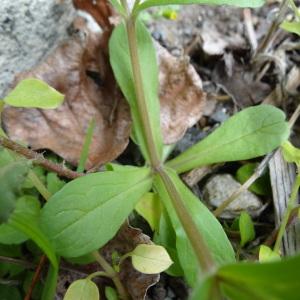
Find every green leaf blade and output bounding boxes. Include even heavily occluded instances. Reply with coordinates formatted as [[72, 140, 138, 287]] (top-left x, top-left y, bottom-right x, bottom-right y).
[[40, 167, 152, 257], [154, 169, 235, 286], [239, 212, 255, 247], [63, 279, 99, 300], [109, 20, 163, 162], [4, 78, 64, 109], [167, 105, 289, 173]]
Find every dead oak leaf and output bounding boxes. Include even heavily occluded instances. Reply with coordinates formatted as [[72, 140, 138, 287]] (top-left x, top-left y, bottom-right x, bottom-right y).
[[2, 18, 131, 170]]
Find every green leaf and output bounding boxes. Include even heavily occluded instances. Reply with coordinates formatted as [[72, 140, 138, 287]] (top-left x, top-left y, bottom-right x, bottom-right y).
[[129, 244, 173, 274], [109, 20, 163, 162], [236, 163, 271, 195], [239, 212, 255, 247], [154, 169, 235, 286], [280, 21, 300, 36], [135, 192, 162, 231], [109, 0, 126, 16], [190, 276, 220, 300], [167, 105, 289, 173], [281, 141, 300, 166], [258, 245, 280, 262], [134, 0, 264, 14], [40, 167, 152, 257], [0, 196, 40, 244], [0, 285, 22, 300], [4, 78, 64, 109], [9, 199, 58, 269], [0, 160, 30, 223], [63, 279, 99, 300], [46, 172, 65, 194], [105, 286, 118, 300], [218, 254, 300, 300]]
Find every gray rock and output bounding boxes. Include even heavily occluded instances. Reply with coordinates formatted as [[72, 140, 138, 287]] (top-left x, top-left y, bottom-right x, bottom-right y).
[[0, 0, 76, 97], [203, 174, 263, 219]]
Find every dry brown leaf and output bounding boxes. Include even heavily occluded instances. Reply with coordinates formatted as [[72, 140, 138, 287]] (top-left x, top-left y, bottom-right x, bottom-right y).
[[2, 17, 131, 170], [157, 44, 206, 144], [3, 6, 205, 168]]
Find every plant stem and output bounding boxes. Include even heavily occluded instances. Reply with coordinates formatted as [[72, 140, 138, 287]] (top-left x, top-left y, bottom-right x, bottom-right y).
[[273, 174, 300, 253], [28, 170, 52, 201], [93, 251, 130, 300], [0, 136, 83, 179], [87, 271, 111, 280], [124, 11, 161, 168], [157, 168, 216, 274]]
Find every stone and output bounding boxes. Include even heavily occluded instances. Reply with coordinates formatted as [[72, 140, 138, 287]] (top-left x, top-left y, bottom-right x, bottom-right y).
[[203, 174, 263, 219], [0, 0, 76, 97]]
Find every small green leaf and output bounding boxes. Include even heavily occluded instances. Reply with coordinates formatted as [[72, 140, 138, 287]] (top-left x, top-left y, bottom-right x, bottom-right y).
[[218, 254, 300, 300], [154, 169, 235, 286], [63, 279, 99, 300], [135, 193, 162, 231], [129, 244, 173, 274], [0, 160, 30, 223], [281, 141, 300, 165], [134, 0, 264, 14], [280, 21, 300, 36], [0, 195, 40, 244], [40, 167, 152, 257], [4, 78, 64, 109], [167, 105, 289, 173], [109, 20, 163, 162], [259, 245, 280, 262], [105, 286, 118, 300], [239, 212, 255, 247], [236, 163, 271, 195]]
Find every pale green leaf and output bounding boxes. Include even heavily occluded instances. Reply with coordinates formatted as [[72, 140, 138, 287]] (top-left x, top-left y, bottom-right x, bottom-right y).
[[40, 167, 152, 257], [280, 21, 300, 36], [0, 196, 40, 244], [63, 279, 99, 300], [154, 168, 235, 286], [258, 245, 280, 262], [134, 0, 264, 14], [109, 20, 163, 162], [167, 105, 289, 173], [105, 287, 118, 300], [4, 78, 64, 109], [281, 141, 300, 165], [130, 244, 173, 274], [135, 192, 162, 231], [239, 212, 255, 247], [218, 254, 300, 300]]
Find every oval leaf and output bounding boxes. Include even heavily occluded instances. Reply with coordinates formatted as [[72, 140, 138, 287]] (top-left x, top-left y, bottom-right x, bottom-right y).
[[239, 211, 255, 247], [4, 78, 64, 109], [130, 244, 173, 274], [63, 279, 99, 300], [167, 105, 289, 173], [40, 167, 152, 257], [259, 245, 280, 262]]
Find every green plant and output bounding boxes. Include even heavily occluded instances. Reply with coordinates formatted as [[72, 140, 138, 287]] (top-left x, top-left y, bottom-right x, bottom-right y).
[[1, 0, 300, 299]]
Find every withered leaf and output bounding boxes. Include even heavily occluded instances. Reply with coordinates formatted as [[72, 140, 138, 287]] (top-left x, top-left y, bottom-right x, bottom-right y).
[[2, 17, 131, 170], [3, 9, 205, 169]]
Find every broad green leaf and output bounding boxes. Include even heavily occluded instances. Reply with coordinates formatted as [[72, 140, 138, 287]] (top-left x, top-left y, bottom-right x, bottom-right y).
[[236, 163, 271, 195], [3, 78, 64, 109], [129, 244, 173, 274], [63, 279, 99, 300], [190, 276, 220, 300], [281, 141, 300, 165], [40, 167, 152, 257], [41, 260, 60, 300], [109, 20, 163, 162], [0, 196, 40, 244], [9, 197, 58, 269], [280, 21, 300, 36], [0, 160, 30, 223], [134, 0, 264, 14], [167, 105, 289, 173], [154, 168, 235, 286], [105, 287, 118, 300], [0, 285, 22, 300], [218, 254, 300, 300], [258, 245, 280, 262], [135, 192, 162, 231], [239, 212, 255, 247]]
